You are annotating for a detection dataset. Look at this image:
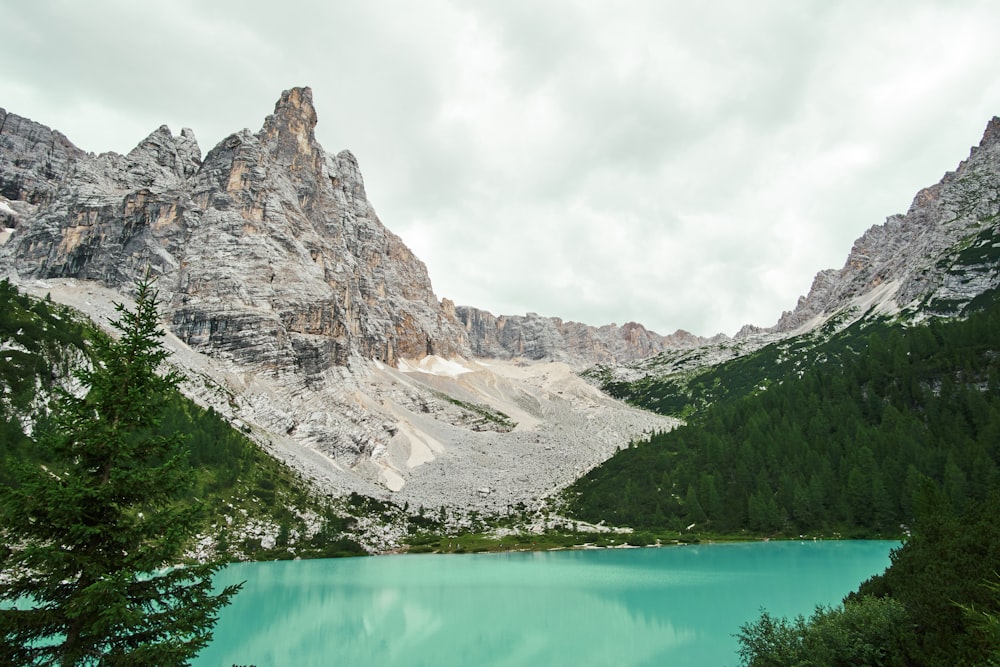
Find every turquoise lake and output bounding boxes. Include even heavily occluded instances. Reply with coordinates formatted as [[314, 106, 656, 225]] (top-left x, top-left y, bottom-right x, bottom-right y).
[[193, 540, 896, 666]]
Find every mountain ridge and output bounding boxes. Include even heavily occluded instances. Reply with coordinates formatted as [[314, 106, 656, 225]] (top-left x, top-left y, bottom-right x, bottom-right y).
[[0, 88, 680, 511], [758, 114, 1000, 336], [3, 87, 1000, 517], [1, 90, 700, 368]]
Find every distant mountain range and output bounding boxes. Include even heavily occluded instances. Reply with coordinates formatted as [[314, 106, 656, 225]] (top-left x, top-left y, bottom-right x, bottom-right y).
[[2, 87, 998, 522]]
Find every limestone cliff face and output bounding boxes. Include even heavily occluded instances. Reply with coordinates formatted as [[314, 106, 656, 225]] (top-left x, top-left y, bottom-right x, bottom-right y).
[[0, 109, 85, 207], [2, 88, 469, 377], [766, 116, 1000, 333]]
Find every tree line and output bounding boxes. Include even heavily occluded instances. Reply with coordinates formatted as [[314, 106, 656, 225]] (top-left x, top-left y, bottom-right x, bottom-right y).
[[566, 290, 1000, 537]]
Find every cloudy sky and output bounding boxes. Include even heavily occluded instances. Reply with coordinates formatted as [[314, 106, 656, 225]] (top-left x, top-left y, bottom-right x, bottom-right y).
[[4, 1, 1000, 336]]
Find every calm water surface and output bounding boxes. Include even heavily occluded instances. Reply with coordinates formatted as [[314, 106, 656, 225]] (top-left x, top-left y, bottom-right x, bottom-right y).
[[194, 540, 896, 666]]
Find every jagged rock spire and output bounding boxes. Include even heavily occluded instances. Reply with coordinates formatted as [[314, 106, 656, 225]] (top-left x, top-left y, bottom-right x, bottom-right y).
[[979, 116, 1000, 149], [259, 87, 321, 169]]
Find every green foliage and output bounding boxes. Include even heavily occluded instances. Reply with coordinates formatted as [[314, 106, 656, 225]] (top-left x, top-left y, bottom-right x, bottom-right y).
[[0, 279, 240, 666], [737, 597, 911, 667], [0, 281, 368, 564], [739, 492, 1000, 666], [566, 293, 1000, 536], [851, 491, 1000, 665], [402, 529, 655, 554], [0, 279, 91, 483], [958, 577, 1000, 665], [302, 503, 367, 559]]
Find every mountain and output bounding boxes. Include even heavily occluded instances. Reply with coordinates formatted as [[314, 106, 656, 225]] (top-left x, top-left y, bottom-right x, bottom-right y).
[[568, 296, 1000, 535], [0, 279, 389, 559], [591, 115, 1000, 405], [4, 87, 1000, 536], [769, 116, 1000, 333], [455, 306, 710, 366], [0, 88, 678, 515], [2, 88, 467, 368], [565, 117, 1000, 538], [0, 89, 700, 371]]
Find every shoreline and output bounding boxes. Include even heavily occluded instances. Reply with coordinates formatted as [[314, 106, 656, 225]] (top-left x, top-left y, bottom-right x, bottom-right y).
[[229, 530, 904, 563]]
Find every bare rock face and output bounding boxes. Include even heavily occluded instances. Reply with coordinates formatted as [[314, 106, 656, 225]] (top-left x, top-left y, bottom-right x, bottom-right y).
[[768, 116, 1000, 332], [590, 117, 1000, 401], [0, 109, 88, 237], [0, 109, 85, 206], [2, 88, 684, 374], [2, 88, 469, 377], [456, 306, 706, 366]]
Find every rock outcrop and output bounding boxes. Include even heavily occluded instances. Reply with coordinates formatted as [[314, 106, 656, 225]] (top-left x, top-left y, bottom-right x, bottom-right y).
[[2, 88, 470, 375], [456, 306, 706, 366], [0, 109, 84, 206], [1, 89, 699, 371], [767, 116, 1000, 333]]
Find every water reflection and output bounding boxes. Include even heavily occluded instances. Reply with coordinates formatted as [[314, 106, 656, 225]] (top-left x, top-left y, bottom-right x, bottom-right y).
[[195, 541, 895, 667]]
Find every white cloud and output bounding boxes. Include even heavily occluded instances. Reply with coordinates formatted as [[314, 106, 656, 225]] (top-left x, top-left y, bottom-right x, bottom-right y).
[[2, 0, 1000, 335]]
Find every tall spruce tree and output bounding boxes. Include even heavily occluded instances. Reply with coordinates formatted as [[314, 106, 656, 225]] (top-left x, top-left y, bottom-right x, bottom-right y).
[[0, 279, 241, 666]]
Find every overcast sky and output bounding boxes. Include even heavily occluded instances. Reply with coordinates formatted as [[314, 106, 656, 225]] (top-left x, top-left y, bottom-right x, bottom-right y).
[[3, 1, 1000, 336]]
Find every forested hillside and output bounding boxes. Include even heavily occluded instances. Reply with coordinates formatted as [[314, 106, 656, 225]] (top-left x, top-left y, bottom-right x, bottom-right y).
[[1, 280, 88, 467], [738, 489, 1000, 666], [0, 280, 369, 559], [566, 291, 1000, 536]]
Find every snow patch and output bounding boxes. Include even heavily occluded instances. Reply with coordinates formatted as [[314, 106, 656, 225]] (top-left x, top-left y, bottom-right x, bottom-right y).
[[398, 355, 473, 378]]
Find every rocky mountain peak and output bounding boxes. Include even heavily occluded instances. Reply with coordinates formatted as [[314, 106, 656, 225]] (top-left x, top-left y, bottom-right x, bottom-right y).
[[259, 86, 321, 170], [126, 124, 203, 182], [1, 88, 703, 378], [978, 116, 1000, 149], [329, 149, 368, 202], [0, 109, 85, 205], [763, 116, 1000, 334], [267, 86, 318, 133]]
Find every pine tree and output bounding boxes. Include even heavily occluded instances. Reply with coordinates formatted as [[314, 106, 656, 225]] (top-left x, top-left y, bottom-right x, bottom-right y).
[[0, 279, 241, 666]]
